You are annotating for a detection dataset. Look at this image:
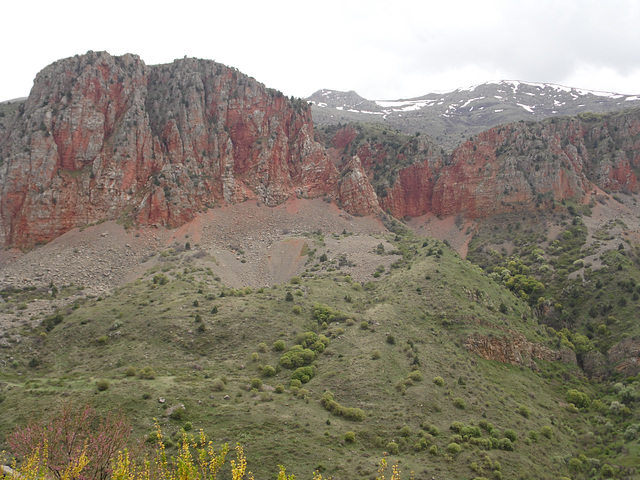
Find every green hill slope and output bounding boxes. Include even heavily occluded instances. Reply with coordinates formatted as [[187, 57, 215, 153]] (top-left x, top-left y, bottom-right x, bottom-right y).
[[0, 230, 636, 479]]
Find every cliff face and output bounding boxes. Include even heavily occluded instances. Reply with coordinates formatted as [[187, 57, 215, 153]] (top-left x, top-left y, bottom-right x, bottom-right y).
[[465, 331, 577, 369], [324, 112, 640, 219], [0, 52, 339, 247], [2, 52, 640, 248]]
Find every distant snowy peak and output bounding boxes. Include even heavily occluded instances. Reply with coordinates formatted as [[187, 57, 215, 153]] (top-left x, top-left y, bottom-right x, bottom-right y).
[[308, 81, 640, 119], [456, 80, 634, 99], [307, 89, 381, 114]]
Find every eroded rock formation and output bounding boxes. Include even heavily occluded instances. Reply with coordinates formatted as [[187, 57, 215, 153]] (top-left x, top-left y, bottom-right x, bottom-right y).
[[465, 331, 576, 369], [0, 52, 340, 247], [1, 52, 639, 248]]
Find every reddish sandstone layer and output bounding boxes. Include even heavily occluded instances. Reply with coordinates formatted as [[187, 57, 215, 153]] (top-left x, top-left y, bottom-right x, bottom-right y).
[[0, 52, 340, 247]]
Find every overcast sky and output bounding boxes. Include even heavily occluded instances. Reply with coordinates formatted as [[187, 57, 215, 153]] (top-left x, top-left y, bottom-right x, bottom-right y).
[[2, 0, 640, 101]]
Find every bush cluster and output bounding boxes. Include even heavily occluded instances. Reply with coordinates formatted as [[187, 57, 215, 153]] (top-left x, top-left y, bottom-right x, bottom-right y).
[[312, 303, 351, 324], [321, 391, 365, 421], [297, 331, 330, 352], [566, 389, 591, 409], [279, 346, 316, 369], [291, 365, 316, 383]]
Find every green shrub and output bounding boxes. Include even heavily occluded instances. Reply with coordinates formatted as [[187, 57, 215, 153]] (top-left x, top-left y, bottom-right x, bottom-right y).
[[290, 379, 302, 389], [566, 389, 591, 408], [429, 445, 438, 455], [499, 438, 514, 451], [321, 391, 365, 421], [169, 408, 184, 421], [96, 379, 109, 391], [290, 277, 302, 284], [600, 464, 615, 478], [450, 421, 464, 433], [292, 305, 302, 315], [279, 346, 316, 368], [479, 420, 494, 433], [371, 350, 381, 360], [434, 376, 445, 386], [139, 367, 156, 380], [291, 365, 316, 383], [453, 397, 466, 409], [251, 352, 260, 362], [273, 340, 286, 351], [275, 384, 285, 394], [360, 321, 369, 330], [407, 370, 423, 382], [426, 424, 439, 436], [312, 303, 349, 324], [262, 365, 276, 377], [285, 291, 294, 302], [344, 431, 356, 443], [460, 426, 482, 438], [344, 408, 365, 421], [386, 441, 399, 455], [152, 274, 168, 285], [211, 379, 225, 391], [257, 342, 269, 353], [386, 334, 396, 345], [540, 426, 553, 439], [503, 429, 517, 442], [183, 421, 193, 432], [124, 366, 137, 377], [447, 442, 462, 454], [251, 378, 263, 390], [518, 405, 530, 418]]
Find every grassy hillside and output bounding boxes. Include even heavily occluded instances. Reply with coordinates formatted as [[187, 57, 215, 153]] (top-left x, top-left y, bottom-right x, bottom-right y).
[[1, 230, 637, 479], [467, 200, 640, 369]]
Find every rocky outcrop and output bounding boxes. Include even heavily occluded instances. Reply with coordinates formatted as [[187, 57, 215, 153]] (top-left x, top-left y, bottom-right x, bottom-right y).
[[465, 331, 576, 369], [0, 52, 339, 248], [325, 112, 640, 219], [606, 338, 640, 376], [2, 52, 640, 249], [577, 339, 640, 379], [337, 155, 380, 215]]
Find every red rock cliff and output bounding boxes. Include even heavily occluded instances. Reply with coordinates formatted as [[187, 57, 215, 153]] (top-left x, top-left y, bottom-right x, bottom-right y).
[[325, 113, 640, 220], [0, 52, 339, 247], [2, 52, 640, 248]]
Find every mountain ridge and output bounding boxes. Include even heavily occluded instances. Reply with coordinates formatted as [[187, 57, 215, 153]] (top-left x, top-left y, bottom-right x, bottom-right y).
[[309, 81, 640, 150], [1, 52, 640, 249]]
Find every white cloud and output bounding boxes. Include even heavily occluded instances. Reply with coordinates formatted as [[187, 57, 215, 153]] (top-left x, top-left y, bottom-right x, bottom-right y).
[[1, 0, 640, 101]]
